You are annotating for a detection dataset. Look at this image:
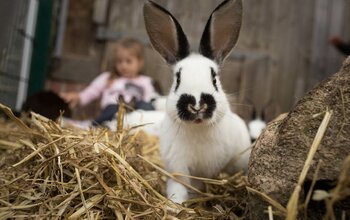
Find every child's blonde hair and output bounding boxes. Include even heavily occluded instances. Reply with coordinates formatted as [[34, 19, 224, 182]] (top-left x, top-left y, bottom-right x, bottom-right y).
[[109, 38, 145, 79]]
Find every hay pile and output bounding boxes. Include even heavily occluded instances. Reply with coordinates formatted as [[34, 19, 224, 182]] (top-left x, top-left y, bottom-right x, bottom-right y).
[[0, 104, 247, 219], [2, 102, 349, 219]]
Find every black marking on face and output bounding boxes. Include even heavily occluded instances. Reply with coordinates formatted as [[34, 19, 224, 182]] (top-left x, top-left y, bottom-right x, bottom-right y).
[[211, 68, 218, 91], [200, 93, 216, 119], [176, 93, 217, 121], [176, 94, 196, 121], [174, 68, 182, 92]]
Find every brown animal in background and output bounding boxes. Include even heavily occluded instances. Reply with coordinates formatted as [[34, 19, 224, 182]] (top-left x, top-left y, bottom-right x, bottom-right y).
[[22, 91, 71, 120], [330, 37, 350, 56], [247, 57, 350, 219]]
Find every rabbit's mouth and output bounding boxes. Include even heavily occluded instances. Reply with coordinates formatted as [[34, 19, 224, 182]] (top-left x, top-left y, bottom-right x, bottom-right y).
[[193, 118, 203, 124]]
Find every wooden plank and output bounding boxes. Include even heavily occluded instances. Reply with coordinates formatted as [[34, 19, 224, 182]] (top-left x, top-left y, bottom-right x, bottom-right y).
[[309, 0, 331, 89], [282, 0, 315, 108], [51, 55, 100, 83], [93, 0, 109, 24], [143, 46, 172, 95], [238, 58, 258, 120], [265, 0, 290, 112], [344, 1, 350, 39], [293, 0, 316, 102], [326, 0, 346, 75], [63, 0, 95, 55], [220, 59, 245, 114]]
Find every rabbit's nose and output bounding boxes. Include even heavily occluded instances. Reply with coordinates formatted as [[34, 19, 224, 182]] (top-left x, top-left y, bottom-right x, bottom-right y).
[[176, 93, 216, 121], [187, 104, 208, 114], [176, 94, 197, 121], [199, 93, 216, 118], [187, 104, 199, 113]]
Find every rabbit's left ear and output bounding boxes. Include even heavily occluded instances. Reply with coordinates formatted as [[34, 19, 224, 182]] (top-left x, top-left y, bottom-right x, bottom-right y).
[[144, 1, 190, 64], [199, 0, 242, 64]]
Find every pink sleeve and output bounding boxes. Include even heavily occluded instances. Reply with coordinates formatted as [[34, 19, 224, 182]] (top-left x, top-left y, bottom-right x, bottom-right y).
[[142, 77, 156, 102], [79, 73, 109, 106]]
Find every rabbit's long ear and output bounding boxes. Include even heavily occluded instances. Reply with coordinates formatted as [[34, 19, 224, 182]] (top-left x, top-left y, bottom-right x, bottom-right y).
[[199, 0, 242, 64], [144, 1, 190, 64]]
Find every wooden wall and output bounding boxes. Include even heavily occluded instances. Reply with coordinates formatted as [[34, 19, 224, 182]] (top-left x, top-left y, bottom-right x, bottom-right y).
[[50, 0, 103, 83], [50, 0, 350, 121]]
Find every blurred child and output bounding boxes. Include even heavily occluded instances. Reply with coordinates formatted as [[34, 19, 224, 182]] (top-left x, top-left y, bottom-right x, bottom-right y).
[[61, 38, 155, 126]]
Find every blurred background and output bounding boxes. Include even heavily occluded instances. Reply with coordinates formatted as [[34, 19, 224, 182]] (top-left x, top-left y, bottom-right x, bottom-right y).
[[0, 0, 349, 121]]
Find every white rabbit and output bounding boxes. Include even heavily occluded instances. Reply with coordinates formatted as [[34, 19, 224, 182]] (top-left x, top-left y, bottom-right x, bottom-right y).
[[105, 96, 167, 135], [105, 110, 165, 136], [248, 107, 267, 142], [152, 96, 167, 112], [248, 118, 266, 142], [144, 0, 251, 204]]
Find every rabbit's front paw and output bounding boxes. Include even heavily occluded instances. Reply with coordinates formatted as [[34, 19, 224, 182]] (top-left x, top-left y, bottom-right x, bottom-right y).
[[167, 179, 188, 204]]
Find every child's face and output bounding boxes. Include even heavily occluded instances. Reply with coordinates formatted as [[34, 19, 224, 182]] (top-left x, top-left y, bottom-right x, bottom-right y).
[[115, 48, 144, 78]]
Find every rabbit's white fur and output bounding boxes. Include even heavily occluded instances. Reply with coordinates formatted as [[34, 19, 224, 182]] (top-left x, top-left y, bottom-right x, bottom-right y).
[[248, 118, 267, 140], [106, 97, 167, 136], [152, 96, 167, 111], [160, 54, 251, 203], [106, 110, 165, 136]]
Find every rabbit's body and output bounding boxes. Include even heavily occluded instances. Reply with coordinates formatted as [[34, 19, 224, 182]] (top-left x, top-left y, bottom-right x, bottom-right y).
[[159, 54, 251, 203], [161, 112, 250, 178], [144, 0, 250, 203], [161, 54, 250, 176]]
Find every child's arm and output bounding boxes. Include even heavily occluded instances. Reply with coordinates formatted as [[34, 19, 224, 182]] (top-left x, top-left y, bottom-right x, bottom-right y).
[[79, 73, 110, 106], [60, 92, 80, 108]]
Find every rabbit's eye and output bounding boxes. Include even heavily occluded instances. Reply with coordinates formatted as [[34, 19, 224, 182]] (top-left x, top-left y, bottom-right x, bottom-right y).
[[211, 68, 218, 91], [174, 68, 182, 92]]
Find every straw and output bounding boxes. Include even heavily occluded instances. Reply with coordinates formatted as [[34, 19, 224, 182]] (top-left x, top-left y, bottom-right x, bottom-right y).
[[286, 110, 333, 220]]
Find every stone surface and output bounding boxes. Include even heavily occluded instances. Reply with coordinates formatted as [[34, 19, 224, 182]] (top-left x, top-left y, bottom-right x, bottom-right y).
[[247, 57, 350, 219]]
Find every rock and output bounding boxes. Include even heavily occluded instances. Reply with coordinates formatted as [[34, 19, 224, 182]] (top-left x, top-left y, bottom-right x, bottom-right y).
[[247, 56, 350, 219]]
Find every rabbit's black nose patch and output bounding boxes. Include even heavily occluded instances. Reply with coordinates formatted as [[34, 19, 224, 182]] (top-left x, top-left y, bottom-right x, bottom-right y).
[[176, 94, 196, 121], [200, 93, 216, 119], [176, 93, 216, 121]]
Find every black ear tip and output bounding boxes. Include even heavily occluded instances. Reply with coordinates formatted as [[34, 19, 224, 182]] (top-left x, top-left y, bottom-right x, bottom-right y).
[[144, 1, 155, 8], [217, 0, 241, 10], [147, 0, 156, 5], [144, 0, 173, 16], [144, 1, 160, 11], [220, 0, 243, 10], [146, 0, 164, 8], [144, 1, 163, 17]]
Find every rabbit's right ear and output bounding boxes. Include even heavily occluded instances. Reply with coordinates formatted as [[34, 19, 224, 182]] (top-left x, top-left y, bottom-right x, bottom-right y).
[[144, 1, 190, 64], [199, 0, 242, 64]]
